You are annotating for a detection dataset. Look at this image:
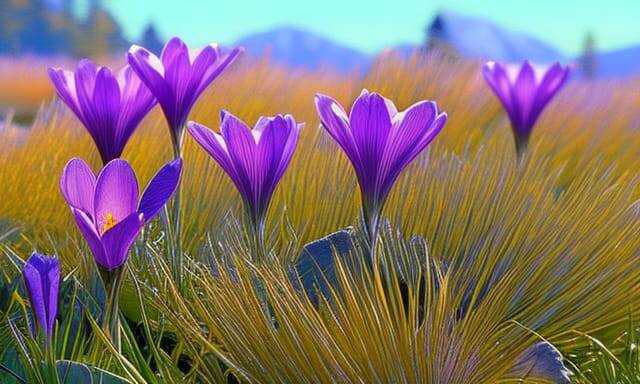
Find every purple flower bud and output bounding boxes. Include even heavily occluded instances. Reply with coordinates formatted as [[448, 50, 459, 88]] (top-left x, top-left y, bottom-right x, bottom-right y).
[[23, 253, 60, 338]]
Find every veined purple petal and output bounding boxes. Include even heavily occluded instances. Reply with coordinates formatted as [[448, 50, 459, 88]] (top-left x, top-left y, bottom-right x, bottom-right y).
[[139, 158, 183, 221], [50, 60, 155, 164], [189, 111, 300, 223], [94, 159, 139, 234], [100, 212, 144, 270], [349, 91, 393, 196], [314, 89, 446, 221], [60, 158, 96, 215], [23, 253, 60, 337], [377, 101, 441, 198], [116, 66, 157, 154], [220, 112, 258, 205], [255, 115, 301, 213]]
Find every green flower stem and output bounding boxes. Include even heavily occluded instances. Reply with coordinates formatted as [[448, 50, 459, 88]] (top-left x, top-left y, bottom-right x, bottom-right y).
[[99, 266, 124, 352]]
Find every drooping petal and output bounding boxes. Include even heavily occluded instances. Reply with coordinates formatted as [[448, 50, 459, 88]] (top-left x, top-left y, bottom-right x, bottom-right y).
[[60, 158, 96, 215], [100, 212, 144, 270], [482, 62, 514, 115], [127, 45, 173, 108], [94, 159, 139, 232], [314, 94, 362, 173], [48, 67, 84, 121], [139, 159, 183, 221], [187, 121, 235, 174], [71, 208, 108, 267]]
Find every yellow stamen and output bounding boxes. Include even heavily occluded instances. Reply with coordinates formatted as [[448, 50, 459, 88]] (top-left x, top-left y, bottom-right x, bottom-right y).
[[102, 213, 117, 234]]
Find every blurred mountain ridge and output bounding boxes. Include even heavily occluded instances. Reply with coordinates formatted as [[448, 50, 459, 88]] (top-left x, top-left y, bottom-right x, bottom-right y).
[[0, 2, 638, 78]]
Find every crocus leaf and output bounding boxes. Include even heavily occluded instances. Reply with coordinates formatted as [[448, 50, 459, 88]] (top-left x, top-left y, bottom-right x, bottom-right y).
[[505, 341, 573, 384], [56, 360, 130, 383]]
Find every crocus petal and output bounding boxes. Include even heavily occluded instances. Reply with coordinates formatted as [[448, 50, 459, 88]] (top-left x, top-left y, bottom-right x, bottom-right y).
[[100, 212, 144, 270], [48, 67, 84, 121], [220, 112, 258, 204], [379, 101, 446, 202], [349, 91, 393, 195], [314, 94, 363, 172], [71, 208, 108, 268], [196, 46, 243, 96], [139, 158, 183, 221], [23, 253, 60, 337], [94, 159, 139, 232], [127, 45, 173, 108], [23, 255, 47, 335], [60, 158, 96, 214]]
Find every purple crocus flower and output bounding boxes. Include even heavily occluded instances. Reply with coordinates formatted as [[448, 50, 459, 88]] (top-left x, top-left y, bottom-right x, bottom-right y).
[[315, 90, 446, 243], [23, 253, 60, 338], [48, 60, 157, 165], [60, 157, 182, 270], [128, 37, 243, 154], [482, 61, 571, 155], [187, 111, 302, 254]]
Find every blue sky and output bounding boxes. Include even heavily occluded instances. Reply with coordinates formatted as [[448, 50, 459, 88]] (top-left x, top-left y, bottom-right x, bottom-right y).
[[100, 0, 640, 55]]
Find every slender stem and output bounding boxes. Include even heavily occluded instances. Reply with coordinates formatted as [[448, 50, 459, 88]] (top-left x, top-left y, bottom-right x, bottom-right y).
[[99, 267, 124, 352], [169, 128, 184, 291], [362, 199, 381, 267], [514, 133, 529, 162]]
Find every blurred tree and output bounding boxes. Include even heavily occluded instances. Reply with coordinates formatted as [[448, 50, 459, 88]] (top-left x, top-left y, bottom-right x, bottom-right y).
[[0, 0, 127, 57], [140, 23, 164, 55], [580, 31, 597, 80]]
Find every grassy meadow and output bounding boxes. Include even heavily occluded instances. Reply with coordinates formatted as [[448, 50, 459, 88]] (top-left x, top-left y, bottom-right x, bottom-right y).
[[1, 52, 639, 383]]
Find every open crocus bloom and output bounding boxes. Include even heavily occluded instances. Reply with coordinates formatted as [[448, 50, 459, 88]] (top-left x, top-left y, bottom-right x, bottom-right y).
[[187, 111, 302, 229], [23, 252, 60, 338], [482, 61, 571, 154], [128, 37, 242, 151], [60, 158, 182, 270], [315, 89, 446, 236], [48, 60, 157, 164]]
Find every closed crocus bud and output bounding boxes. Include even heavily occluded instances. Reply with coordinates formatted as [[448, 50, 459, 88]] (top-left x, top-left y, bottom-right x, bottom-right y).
[[23, 253, 60, 339]]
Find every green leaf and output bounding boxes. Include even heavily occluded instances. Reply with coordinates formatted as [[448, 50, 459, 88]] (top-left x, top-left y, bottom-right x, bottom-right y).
[[56, 360, 131, 384]]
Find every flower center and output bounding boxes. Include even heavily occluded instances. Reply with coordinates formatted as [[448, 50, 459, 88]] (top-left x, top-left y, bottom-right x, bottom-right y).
[[101, 213, 117, 234]]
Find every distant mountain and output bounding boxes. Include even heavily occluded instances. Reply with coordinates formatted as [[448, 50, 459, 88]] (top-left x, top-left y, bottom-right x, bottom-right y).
[[234, 26, 370, 73], [426, 11, 565, 63], [593, 46, 640, 78]]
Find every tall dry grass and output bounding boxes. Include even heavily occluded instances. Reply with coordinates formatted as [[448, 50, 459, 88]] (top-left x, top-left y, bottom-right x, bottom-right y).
[[1, 53, 640, 382]]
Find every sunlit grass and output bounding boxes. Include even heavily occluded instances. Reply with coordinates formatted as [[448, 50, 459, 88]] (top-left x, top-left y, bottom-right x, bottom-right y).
[[1, 53, 640, 382]]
